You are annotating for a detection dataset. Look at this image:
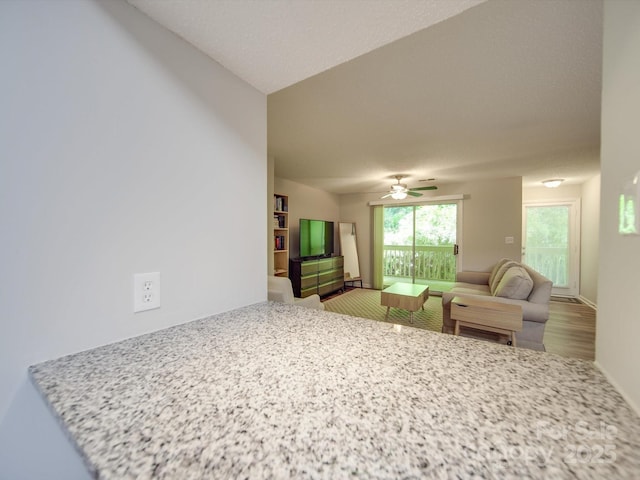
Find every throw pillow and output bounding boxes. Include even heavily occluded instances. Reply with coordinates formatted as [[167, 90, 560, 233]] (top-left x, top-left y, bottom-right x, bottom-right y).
[[489, 258, 511, 287], [490, 260, 518, 295], [494, 266, 534, 300]]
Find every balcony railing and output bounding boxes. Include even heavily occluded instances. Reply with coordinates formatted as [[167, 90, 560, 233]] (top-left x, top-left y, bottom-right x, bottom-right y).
[[524, 247, 568, 287], [383, 245, 456, 282], [384, 245, 568, 288]]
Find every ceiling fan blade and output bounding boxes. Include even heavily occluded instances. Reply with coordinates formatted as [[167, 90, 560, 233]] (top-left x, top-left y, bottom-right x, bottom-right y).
[[410, 186, 438, 191], [407, 191, 423, 197], [381, 193, 393, 199]]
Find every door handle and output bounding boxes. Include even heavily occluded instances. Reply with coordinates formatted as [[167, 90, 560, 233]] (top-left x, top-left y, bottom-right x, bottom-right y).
[[453, 244, 459, 255]]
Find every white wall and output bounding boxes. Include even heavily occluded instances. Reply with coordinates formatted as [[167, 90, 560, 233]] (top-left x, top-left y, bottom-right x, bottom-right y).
[[267, 156, 276, 274], [455, 177, 522, 271], [0, 0, 266, 477], [339, 192, 376, 287], [597, 0, 640, 414], [580, 175, 600, 305]]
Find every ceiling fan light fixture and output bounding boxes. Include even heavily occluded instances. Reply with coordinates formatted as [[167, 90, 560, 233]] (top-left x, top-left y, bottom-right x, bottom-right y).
[[542, 178, 564, 188], [391, 191, 407, 200]]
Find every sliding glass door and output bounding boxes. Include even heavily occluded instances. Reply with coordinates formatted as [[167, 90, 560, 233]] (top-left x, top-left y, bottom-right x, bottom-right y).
[[382, 202, 459, 292], [383, 205, 415, 282]]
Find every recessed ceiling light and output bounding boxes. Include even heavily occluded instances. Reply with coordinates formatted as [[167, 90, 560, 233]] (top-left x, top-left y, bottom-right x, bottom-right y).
[[542, 179, 564, 188]]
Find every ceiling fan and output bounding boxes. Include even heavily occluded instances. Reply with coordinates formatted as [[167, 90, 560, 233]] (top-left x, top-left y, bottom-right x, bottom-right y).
[[381, 175, 437, 199]]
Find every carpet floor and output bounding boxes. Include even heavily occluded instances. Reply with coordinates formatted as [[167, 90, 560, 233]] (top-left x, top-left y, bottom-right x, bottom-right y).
[[323, 288, 443, 332]]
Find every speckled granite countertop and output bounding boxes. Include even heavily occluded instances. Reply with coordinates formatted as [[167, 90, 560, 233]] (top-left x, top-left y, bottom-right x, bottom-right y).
[[30, 302, 640, 479]]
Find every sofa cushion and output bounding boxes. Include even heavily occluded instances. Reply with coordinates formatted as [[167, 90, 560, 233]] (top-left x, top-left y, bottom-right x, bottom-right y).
[[452, 283, 491, 296], [494, 266, 534, 300], [488, 258, 511, 286], [490, 260, 518, 295], [525, 266, 553, 305]]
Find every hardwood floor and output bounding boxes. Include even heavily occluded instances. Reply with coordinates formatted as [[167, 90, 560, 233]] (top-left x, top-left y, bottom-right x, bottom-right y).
[[544, 299, 596, 361]]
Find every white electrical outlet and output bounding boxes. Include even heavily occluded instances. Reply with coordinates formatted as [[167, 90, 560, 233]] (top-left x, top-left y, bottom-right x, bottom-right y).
[[134, 272, 161, 313]]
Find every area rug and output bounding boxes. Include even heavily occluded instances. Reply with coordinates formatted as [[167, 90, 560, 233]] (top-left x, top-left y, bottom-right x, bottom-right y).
[[323, 288, 443, 332]]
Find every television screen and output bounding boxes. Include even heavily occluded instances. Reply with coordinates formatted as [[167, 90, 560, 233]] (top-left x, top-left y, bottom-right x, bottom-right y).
[[299, 219, 334, 258]]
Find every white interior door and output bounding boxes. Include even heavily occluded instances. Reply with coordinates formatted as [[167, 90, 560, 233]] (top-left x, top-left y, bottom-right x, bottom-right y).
[[523, 200, 580, 297]]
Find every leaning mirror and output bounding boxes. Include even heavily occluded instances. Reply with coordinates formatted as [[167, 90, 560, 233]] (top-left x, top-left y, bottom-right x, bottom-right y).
[[339, 222, 362, 287]]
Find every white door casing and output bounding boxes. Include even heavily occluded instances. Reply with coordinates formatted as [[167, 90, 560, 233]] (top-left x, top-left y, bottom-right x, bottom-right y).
[[523, 200, 581, 297]]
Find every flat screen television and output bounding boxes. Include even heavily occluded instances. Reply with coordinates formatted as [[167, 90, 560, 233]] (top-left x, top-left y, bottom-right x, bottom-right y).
[[299, 219, 334, 259]]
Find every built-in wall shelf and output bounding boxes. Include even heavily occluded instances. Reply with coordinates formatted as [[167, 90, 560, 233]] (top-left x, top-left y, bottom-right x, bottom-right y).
[[273, 194, 289, 277]]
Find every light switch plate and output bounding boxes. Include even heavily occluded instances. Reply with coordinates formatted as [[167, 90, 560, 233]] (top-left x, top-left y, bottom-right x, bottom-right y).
[[505, 236, 514, 244]]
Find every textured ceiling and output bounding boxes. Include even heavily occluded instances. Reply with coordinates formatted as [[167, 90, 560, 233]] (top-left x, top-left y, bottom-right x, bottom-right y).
[[126, 0, 485, 94], [127, 0, 602, 194], [269, 0, 603, 193]]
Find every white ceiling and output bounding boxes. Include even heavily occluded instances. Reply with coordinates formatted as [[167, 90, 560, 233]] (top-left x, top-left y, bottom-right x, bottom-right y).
[[127, 0, 486, 94], [127, 0, 603, 195]]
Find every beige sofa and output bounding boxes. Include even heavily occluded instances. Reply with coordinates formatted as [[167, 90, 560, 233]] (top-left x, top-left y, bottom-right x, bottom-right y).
[[442, 259, 552, 350]]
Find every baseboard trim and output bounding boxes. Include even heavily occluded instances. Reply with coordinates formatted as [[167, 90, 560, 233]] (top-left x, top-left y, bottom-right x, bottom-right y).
[[579, 295, 597, 310], [594, 361, 640, 418]]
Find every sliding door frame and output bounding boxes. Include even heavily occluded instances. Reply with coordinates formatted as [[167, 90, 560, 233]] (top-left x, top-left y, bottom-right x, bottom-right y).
[[370, 195, 464, 289]]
